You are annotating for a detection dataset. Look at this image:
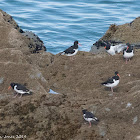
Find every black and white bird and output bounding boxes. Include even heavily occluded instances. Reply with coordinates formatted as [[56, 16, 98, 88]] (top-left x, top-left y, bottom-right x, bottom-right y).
[[104, 43, 127, 55], [82, 109, 99, 127], [60, 41, 81, 59], [101, 71, 120, 92], [8, 83, 32, 98], [104, 43, 116, 55], [123, 43, 134, 64]]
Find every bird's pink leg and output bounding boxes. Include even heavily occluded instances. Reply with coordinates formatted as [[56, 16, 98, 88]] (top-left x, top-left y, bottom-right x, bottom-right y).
[[111, 87, 113, 92], [19, 94, 23, 98], [70, 56, 75, 61], [126, 59, 128, 64], [73, 56, 76, 60], [70, 57, 73, 61], [13, 93, 18, 98], [89, 121, 91, 127]]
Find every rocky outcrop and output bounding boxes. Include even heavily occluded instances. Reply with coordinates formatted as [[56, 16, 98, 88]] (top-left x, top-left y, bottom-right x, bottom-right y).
[[22, 31, 46, 53], [0, 9, 140, 140], [0, 9, 23, 33], [101, 17, 140, 44], [0, 9, 46, 53], [90, 17, 140, 53]]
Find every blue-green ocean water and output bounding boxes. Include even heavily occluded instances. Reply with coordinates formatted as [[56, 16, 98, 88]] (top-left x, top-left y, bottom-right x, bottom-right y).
[[0, 0, 140, 54]]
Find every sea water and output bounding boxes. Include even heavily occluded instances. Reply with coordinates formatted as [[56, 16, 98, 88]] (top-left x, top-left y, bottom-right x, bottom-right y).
[[0, 0, 140, 54]]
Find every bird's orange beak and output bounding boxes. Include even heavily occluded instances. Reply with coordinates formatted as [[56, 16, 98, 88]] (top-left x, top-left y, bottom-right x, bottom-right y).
[[104, 46, 106, 49], [8, 86, 11, 90], [117, 74, 120, 78], [78, 43, 81, 46]]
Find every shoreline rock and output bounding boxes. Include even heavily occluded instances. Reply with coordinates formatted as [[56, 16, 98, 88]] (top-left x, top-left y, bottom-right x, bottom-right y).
[[90, 17, 140, 53], [0, 9, 46, 54], [22, 31, 46, 53]]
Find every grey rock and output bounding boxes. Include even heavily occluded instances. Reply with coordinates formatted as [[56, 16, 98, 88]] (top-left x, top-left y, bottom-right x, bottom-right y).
[[98, 123, 107, 136], [133, 116, 138, 124], [90, 45, 106, 54], [0, 77, 4, 84], [22, 31, 46, 53], [105, 108, 111, 112]]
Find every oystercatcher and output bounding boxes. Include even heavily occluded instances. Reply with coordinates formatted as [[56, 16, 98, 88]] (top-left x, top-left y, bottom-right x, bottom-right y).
[[104, 43, 116, 55], [101, 71, 120, 92], [8, 83, 32, 98], [115, 44, 128, 53], [82, 109, 99, 127], [104, 43, 127, 55], [123, 43, 134, 64], [60, 41, 81, 60]]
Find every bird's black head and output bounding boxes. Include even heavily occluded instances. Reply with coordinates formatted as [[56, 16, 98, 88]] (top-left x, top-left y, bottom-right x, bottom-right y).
[[74, 40, 79, 45], [115, 71, 118, 75], [115, 71, 120, 78], [126, 43, 130, 49], [126, 43, 133, 51], [10, 83, 16, 89], [8, 83, 17, 90], [126, 43, 130, 46], [104, 44, 110, 50], [82, 109, 87, 114]]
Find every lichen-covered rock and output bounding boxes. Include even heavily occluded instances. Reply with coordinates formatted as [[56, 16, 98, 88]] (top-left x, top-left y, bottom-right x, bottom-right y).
[[22, 31, 46, 53]]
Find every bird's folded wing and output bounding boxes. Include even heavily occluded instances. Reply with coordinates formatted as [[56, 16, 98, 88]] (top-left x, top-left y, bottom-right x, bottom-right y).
[[64, 47, 75, 54], [16, 84, 29, 91], [116, 44, 127, 53], [85, 112, 94, 118], [102, 78, 114, 84]]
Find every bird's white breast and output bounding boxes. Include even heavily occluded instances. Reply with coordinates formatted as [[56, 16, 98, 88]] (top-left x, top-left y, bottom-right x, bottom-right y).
[[106, 46, 116, 55], [66, 49, 78, 56], [123, 51, 134, 59], [104, 79, 120, 88], [83, 114, 93, 122], [14, 85, 28, 94]]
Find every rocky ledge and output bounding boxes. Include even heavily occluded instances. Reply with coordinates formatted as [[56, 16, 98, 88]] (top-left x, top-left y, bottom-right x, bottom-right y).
[[0, 10, 140, 140], [90, 17, 140, 53]]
